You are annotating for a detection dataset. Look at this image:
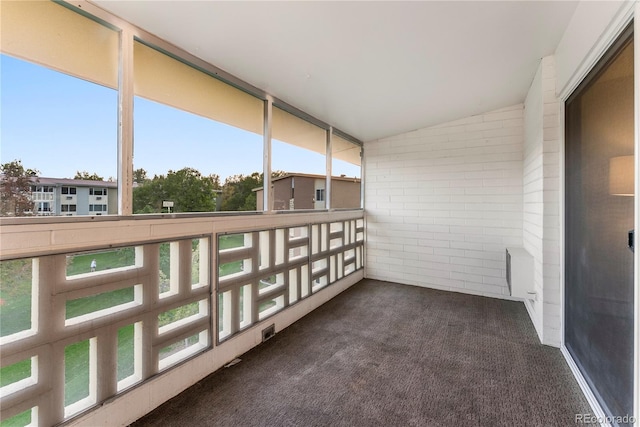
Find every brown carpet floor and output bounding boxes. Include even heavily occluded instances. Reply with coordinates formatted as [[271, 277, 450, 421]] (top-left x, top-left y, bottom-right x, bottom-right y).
[[131, 279, 592, 426]]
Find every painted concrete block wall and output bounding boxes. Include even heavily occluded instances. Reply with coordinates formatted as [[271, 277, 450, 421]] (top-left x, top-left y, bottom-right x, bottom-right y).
[[365, 104, 524, 299], [523, 63, 544, 339], [522, 56, 562, 347], [540, 56, 562, 347]]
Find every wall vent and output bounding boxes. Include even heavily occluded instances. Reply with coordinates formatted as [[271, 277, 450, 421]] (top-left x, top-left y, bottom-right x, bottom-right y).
[[262, 324, 275, 342]]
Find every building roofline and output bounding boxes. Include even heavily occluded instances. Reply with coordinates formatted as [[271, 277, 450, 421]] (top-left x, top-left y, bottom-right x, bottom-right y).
[[28, 176, 118, 188], [252, 173, 361, 192]]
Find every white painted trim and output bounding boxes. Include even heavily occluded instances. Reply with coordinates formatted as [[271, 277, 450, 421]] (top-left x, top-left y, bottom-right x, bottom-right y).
[[263, 97, 273, 212], [558, 2, 635, 102], [634, 5, 640, 425], [326, 128, 333, 210], [559, 4, 637, 425], [561, 346, 613, 427], [559, 98, 566, 352], [117, 27, 134, 216], [0, 209, 363, 260], [360, 145, 365, 210], [523, 298, 542, 342]]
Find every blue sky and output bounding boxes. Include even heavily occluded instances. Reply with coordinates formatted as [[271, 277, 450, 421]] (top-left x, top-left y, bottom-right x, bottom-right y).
[[1, 54, 359, 181]]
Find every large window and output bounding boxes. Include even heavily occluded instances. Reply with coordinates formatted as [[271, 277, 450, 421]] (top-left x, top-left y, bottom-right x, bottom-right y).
[[133, 41, 264, 214], [331, 133, 362, 209], [32, 186, 54, 193], [1, 1, 118, 218], [1, 2, 362, 218], [270, 107, 327, 210]]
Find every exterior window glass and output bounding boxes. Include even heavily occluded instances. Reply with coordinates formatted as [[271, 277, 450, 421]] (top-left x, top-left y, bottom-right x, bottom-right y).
[[331, 133, 362, 209], [0, 1, 117, 218], [315, 189, 325, 202], [133, 41, 263, 214], [62, 187, 77, 195], [268, 107, 326, 211]]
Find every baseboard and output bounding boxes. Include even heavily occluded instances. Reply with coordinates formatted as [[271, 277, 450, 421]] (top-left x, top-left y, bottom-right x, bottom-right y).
[[523, 298, 544, 344], [561, 345, 612, 427]]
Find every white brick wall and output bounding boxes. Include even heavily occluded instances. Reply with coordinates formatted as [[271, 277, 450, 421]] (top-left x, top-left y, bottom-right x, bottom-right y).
[[523, 61, 545, 340], [541, 56, 562, 347], [513, 55, 562, 347], [365, 104, 524, 299]]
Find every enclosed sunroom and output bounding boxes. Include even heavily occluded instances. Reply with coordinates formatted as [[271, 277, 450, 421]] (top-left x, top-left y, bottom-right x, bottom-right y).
[[0, 1, 638, 426]]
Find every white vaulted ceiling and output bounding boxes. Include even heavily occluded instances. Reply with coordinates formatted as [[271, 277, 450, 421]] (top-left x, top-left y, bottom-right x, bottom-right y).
[[91, 1, 579, 142]]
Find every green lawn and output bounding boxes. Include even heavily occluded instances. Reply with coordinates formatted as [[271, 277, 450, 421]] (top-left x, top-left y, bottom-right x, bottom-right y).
[[64, 340, 90, 406], [62, 324, 137, 407], [0, 408, 31, 426], [66, 288, 135, 320], [117, 324, 135, 381], [158, 302, 199, 328], [219, 234, 244, 250], [0, 359, 31, 388], [67, 248, 135, 276], [159, 333, 199, 360], [218, 234, 246, 279], [0, 259, 32, 337]]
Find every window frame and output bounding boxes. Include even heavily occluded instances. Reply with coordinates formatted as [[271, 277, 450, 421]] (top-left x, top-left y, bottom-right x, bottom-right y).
[[0, 0, 363, 222]]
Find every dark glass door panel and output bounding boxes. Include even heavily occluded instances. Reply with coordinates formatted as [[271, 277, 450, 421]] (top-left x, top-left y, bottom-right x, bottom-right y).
[[565, 24, 634, 425]]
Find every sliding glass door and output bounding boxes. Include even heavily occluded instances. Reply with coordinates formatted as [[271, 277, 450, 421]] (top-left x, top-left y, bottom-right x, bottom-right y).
[[565, 24, 634, 425]]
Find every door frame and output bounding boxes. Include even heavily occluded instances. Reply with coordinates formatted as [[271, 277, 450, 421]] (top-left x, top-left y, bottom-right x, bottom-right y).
[[559, 3, 638, 426]]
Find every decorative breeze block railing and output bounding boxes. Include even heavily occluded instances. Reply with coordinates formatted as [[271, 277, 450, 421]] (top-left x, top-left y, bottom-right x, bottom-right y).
[[217, 218, 364, 341], [0, 213, 365, 426], [0, 237, 211, 426]]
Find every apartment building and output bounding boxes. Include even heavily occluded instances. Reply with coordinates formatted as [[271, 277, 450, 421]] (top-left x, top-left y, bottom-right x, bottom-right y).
[[30, 177, 117, 216], [254, 173, 361, 210]]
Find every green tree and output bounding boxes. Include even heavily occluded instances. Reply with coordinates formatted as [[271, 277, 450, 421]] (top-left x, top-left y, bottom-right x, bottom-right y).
[[0, 160, 39, 216], [133, 168, 148, 184], [133, 167, 220, 214], [74, 171, 104, 181], [220, 171, 286, 211], [221, 172, 262, 211]]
